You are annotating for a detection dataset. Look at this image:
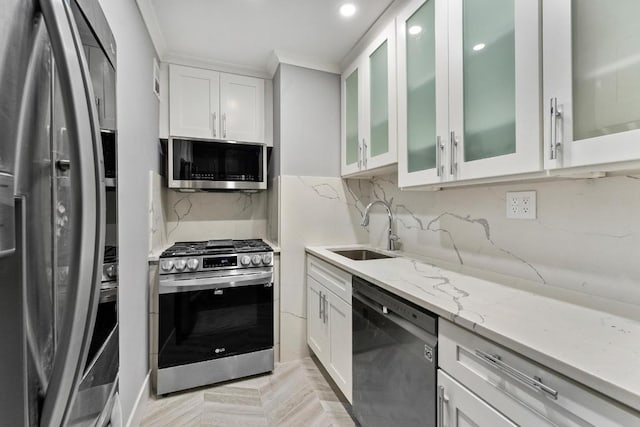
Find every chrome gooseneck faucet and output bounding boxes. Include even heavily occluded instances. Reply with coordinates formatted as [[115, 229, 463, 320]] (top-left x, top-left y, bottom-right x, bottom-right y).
[[361, 200, 399, 251]]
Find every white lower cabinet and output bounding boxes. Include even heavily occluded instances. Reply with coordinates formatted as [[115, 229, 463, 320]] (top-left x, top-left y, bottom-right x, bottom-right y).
[[438, 319, 640, 426], [438, 370, 516, 427], [306, 256, 352, 403]]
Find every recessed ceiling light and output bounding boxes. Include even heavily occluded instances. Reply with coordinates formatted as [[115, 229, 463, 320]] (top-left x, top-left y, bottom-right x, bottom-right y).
[[472, 43, 486, 51], [340, 3, 356, 18], [408, 25, 422, 35]]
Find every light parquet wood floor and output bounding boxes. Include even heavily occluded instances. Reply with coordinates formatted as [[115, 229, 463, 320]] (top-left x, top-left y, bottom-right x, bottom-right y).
[[140, 357, 355, 427]]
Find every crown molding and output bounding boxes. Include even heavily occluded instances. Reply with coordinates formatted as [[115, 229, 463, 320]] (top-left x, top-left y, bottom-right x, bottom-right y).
[[162, 52, 272, 79]]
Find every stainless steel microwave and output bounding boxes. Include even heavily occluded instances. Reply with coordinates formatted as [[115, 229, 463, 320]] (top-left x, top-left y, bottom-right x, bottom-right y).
[[167, 137, 267, 191]]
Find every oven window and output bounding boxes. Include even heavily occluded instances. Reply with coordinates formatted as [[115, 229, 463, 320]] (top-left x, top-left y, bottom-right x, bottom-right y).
[[158, 283, 273, 369], [172, 139, 263, 182]]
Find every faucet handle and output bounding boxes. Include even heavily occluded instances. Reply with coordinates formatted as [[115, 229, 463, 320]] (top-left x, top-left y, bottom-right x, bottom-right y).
[[389, 233, 400, 251]]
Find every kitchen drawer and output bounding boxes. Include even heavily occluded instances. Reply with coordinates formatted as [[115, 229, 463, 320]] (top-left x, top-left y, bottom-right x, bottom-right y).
[[439, 319, 640, 426], [306, 255, 352, 303]]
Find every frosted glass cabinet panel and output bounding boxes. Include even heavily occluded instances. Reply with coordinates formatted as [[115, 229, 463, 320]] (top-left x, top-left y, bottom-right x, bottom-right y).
[[461, 0, 515, 163], [342, 68, 361, 176], [397, 0, 448, 187], [544, 0, 640, 170], [369, 42, 389, 158]]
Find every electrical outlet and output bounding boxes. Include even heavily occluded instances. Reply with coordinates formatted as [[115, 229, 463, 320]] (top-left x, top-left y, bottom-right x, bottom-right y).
[[506, 191, 536, 219]]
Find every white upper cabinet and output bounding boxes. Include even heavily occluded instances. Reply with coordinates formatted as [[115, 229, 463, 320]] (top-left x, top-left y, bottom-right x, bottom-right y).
[[397, 0, 448, 187], [449, 0, 540, 181], [219, 73, 265, 142], [169, 64, 265, 143], [342, 22, 398, 177], [397, 0, 541, 188], [169, 64, 220, 140], [543, 0, 640, 171]]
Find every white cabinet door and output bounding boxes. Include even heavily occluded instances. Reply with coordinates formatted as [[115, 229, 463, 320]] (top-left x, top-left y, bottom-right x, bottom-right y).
[[362, 21, 398, 172], [219, 73, 264, 143], [327, 292, 352, 402], [341, 60, 365, 176], [169, 64, 219, 139], [449, 0, 541, 181], [543, 0, 640, 171], [307, 277, 329, 363], [397, 0, 449, 187], [438, 370, 517, 427]]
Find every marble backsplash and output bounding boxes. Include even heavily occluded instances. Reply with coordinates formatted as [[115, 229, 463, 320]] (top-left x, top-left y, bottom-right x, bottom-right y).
[[278, 175, 370, 361], [364, 174, 640, 306], [148, 171, 269, 255]]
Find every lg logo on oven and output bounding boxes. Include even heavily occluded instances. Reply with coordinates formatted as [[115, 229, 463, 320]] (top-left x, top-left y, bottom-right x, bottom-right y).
[[214, 348, 226, 354]]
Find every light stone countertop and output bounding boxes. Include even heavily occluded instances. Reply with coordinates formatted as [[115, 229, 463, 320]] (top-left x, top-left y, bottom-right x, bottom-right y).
[[306, 244, 640, 412]]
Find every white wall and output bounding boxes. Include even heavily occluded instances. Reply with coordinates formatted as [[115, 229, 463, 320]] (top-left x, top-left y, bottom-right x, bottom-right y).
[[98, 0, 160, 422], [279, 64, 341, 177]]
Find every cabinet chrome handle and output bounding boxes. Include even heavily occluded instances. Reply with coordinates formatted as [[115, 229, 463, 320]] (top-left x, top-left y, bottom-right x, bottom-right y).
[[363, 138, 367, 168], [475, 349, 558, 400], [323, 294, 328, 323], [358, 144, 362, 169], [450, 131, 458, 176], [212, 112, 217, 138], [436, 136, 442, 177], [318, 290, 323, 319], [549, 97, 562, 160], [222, 113, 227, 138], [437, 385, 449, 427]]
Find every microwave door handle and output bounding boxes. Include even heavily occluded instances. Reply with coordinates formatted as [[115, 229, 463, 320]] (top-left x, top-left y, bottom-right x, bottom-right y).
[[37, 0, 105, 426]]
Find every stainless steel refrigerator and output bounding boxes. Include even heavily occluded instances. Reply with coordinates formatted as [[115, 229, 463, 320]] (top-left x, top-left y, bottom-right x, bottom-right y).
[[0, 0, 119, 425]]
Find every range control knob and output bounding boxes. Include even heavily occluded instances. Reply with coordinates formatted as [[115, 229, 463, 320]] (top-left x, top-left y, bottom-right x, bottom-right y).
[[187, 258, 199, 271], [240, 255, 251, 266], [160, 260, 174, 272], [106, 264, 118, 278], [262, 253, 272, 265], [251, 255, 262, 265], [174, 259, 187, 271]]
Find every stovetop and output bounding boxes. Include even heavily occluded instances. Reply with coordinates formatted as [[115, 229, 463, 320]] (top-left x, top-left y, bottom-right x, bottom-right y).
[[160, 239, 272, 258]]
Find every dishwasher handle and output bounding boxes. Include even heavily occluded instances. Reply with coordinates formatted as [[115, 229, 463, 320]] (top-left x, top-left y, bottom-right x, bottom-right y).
[[353, 290, 438, 352]]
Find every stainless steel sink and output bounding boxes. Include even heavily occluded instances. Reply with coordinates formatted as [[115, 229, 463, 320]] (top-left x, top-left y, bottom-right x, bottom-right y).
[[331, 249, 393, 261]]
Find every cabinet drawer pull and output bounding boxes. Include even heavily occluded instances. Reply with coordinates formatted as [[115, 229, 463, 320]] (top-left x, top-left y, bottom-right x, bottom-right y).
[[212, 112, 217, 138], [318, 290, 323, 319], [475, 349, 558, 400]]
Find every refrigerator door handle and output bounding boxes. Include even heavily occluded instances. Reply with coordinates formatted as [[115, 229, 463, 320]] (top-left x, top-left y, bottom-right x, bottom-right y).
[[33, 0, 105, 426]]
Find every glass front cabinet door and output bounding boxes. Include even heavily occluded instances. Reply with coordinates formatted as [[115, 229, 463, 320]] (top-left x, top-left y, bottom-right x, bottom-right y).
[[341, 22, 397, 177], [543, 0, 640, 171], [398, 0, 541, 187], [397, 0, 448, 187]]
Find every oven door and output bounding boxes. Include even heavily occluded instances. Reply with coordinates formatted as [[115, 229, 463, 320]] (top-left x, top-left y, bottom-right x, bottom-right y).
[[158, 270, 274, 369], [168, 137, 267, 190]]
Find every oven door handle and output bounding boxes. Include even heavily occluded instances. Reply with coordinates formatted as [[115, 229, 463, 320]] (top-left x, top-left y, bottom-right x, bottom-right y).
[[159, 271, 273, 294]]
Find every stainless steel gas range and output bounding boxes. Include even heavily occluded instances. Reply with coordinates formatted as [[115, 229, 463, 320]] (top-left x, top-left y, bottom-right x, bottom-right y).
[[155, 239, 274, 395]]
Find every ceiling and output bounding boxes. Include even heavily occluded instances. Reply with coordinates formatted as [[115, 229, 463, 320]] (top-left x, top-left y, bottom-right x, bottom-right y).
[[137, 0, 396, 76]]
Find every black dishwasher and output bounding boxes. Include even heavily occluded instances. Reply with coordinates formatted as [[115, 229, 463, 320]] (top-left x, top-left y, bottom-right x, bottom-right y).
[[352, 277, 438, 427]]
